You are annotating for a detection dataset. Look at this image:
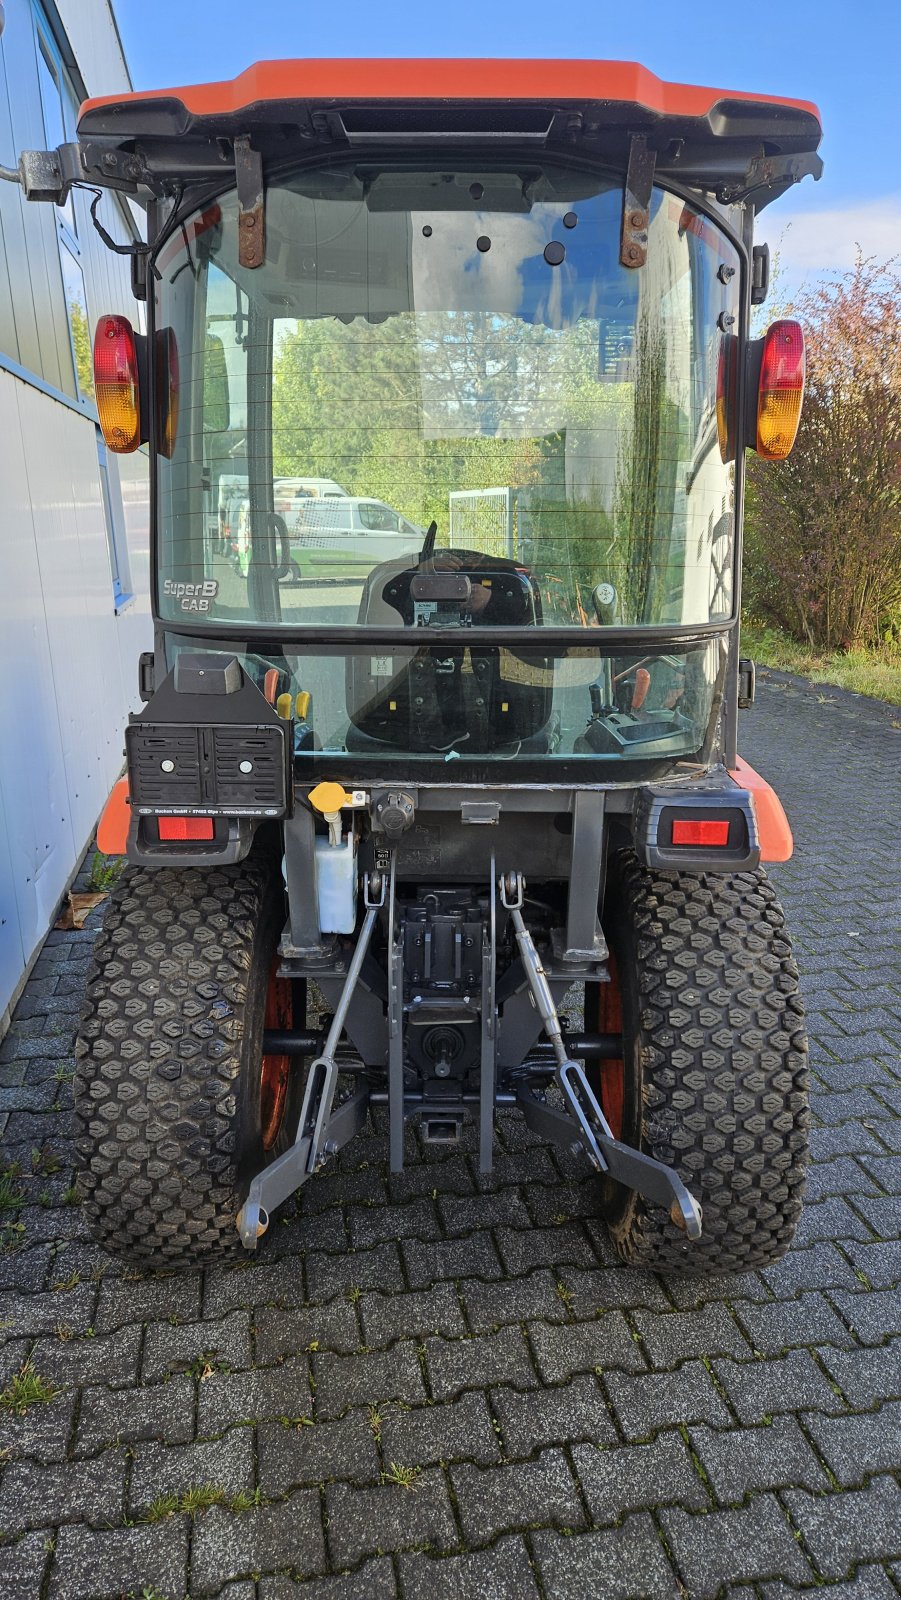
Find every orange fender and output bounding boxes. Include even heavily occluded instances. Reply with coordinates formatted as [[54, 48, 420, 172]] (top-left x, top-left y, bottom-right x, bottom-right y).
[[729, 757, 793, 862], [97, 777, 131, 856]]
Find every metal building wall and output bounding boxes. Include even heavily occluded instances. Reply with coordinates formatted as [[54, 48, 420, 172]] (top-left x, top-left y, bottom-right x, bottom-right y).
[[0, 0, 151, 1030]]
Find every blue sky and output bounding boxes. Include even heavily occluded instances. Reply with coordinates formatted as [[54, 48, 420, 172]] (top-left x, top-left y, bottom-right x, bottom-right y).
[[116, 0, 901, 283]]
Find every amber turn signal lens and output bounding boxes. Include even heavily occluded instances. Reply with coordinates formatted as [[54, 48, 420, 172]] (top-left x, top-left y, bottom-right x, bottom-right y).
[[93, 314, 141, 453], [756, 319, 805, 460], [156, 326, 179, 458]]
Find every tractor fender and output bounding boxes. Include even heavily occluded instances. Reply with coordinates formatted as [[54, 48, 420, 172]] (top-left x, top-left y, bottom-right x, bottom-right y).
[[729, 757, 793, 862], [97, 777, 130, 856]]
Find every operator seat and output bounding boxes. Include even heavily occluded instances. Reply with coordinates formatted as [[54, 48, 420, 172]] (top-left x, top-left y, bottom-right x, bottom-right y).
[[345, 548, 556, 754]]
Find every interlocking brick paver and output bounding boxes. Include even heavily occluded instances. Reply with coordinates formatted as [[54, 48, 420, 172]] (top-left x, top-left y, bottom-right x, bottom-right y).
[[191, 1495, 327, 1592], [258, 1561, 396, 1598], [254, 1298, 360, 1361], [0, 1529, 52, 1599], [605, 1358, 732, 1438], [783, 1476, 901, 1578], [734, 1291, 855, 1353], [529, 1310, 647, 1381], [399, 1535, 540, 1600], [660, 1493, 812, 1594], [712, 1349, 844, 1423], [379, 1388, 500, 1467], [689, 1414, 830, 1499], [359, 1281, 466, 1345], [49, 1518, 190, 1600], [491, 1372, 617, 1455], [313, 1341, 426, 1418], [0, 1452, 127, 1531], [128, 1427, 256, 1511], [0, 674, 899, 1594], [425, 1325, 538, 1397], [801, 1399, 901, 1486], [258, 1410, 381, 1492], [402, 1229, 503, 1287], [452, 1448, 585, 1542], [141, 1307, 252, 1380], [324, 1470, 458, 1567], [633, 1303, 753, 1363], [75, 1375, 195, 1454], [830, 1287, 901, 1343], [818, 1338, 901, 1407], [459, 1267, 567, 1332], [197, 1355, 310, 1435], [532, 1517, 678, 1599], [574, 1431, 709, 1522]]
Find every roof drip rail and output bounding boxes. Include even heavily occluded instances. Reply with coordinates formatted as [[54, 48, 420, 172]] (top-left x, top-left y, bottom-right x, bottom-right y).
[[620, 133, 656, 270], [234, 134, 265, 269]]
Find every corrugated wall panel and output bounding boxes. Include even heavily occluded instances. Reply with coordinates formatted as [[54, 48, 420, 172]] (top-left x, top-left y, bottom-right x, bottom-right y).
[[0, 369, 77, 970]]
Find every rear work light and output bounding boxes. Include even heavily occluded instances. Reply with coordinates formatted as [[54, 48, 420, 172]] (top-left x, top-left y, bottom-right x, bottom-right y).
[[756, 319, 805, 460], [93, 314, 141, 453], [157, 816, 215, 842], [672, 818, 731, 847]]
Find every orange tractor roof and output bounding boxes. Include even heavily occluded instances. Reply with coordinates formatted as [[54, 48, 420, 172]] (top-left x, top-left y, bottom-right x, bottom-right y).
[[81, 59, 820, 126]]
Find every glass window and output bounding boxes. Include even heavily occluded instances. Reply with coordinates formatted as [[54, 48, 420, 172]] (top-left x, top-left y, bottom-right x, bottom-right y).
[[59, 244, 92, 400], [155, 162, 740, 768], [96, 428, 134, 613], [157, 164, 740, 643]]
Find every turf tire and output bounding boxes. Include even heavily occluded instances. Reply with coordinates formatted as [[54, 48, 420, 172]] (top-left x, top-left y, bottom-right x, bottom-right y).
[[74, 853, 301, 1268], [597, 851, 809, 1274]]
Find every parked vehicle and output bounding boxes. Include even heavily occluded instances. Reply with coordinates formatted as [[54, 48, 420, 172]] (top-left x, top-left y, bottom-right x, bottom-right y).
[[290, 496, 425, 580], [21, 58, 819, 1274]]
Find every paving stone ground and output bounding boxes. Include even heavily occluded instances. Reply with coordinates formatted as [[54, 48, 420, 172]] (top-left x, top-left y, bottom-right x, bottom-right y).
[[1, 670, 900, 1600]]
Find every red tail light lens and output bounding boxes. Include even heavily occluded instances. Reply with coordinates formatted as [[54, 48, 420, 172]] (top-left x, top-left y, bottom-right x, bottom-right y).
[[672, 819, 730, 847], [757, 319, 806, 460], [93, 314, 141, 452], [156, 326, 179, 458], [157, 816, 214, 842]]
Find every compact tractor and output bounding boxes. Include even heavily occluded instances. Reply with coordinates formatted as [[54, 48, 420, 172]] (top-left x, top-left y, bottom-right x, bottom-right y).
[[13, 61, 819, 1271]]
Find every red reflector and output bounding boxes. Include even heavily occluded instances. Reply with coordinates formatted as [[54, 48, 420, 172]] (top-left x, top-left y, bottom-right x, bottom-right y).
[[157, 816, 215, 842], [672, 819, 731, 847]]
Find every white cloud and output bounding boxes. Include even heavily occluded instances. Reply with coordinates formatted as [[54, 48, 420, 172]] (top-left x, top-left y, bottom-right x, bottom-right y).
[[762, 194, 901, 282]]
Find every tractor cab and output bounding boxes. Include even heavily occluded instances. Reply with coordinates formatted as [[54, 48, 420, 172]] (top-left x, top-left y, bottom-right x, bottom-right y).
[[14, 62, 819, 1273]]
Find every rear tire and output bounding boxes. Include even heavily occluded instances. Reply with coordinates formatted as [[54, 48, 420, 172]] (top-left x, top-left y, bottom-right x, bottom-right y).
[[596, 851, 809, 1274], [74, 853, 301, 1268]]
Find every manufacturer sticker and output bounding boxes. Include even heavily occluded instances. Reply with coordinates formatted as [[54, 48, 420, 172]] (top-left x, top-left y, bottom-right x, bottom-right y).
[[163, 579, 219, 613]]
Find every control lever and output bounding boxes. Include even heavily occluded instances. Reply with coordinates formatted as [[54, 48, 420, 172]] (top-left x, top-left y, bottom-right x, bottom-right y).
[[500, 871, 702, 1240]]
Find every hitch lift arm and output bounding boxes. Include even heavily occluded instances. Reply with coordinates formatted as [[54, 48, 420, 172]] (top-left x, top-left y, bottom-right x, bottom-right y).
[[236, 870, 387, 1249], [501, 872, 703, 1240]]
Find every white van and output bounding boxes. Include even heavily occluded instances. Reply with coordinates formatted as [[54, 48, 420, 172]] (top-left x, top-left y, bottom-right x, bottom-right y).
[[290, 497, 424, 581]]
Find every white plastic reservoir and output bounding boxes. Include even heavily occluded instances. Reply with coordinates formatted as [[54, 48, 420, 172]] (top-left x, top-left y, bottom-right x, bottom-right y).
[[315, 833, 358, 933]]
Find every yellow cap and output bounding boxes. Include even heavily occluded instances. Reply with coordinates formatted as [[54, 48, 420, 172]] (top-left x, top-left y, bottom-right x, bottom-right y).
[[295, 691, 311, 721], [276, 693, 293, 721], [308, 781, 353, 814]]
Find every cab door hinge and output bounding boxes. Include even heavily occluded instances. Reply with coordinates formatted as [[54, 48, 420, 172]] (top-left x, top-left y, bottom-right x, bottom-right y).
[[620, 133, 656, 269], [738, 658, 756, 709], [234, 135, 265, 269]]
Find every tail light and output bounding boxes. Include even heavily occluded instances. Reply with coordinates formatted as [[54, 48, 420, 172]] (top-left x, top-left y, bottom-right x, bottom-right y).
[[756, 319, 805, 460], [157, 816, 214, 841], [156, 327, 179, 458], [93, 314, 141, 453], [672, 818, 730, 846]]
